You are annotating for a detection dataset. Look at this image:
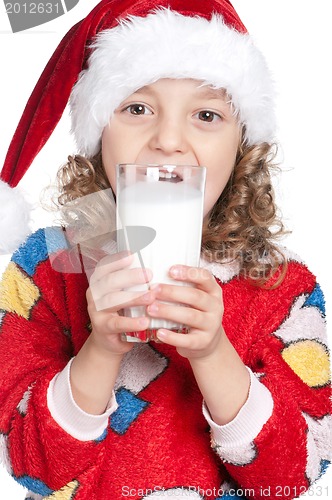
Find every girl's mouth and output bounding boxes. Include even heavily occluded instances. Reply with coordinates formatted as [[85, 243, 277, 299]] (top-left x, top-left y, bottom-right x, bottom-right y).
[[158, 169, 182, 182], [143, 164, 183, 183]]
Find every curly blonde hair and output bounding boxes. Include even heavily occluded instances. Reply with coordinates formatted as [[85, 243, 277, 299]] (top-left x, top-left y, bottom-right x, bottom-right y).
[[56, 139, 287, 287], [201, 139, 287, 286]]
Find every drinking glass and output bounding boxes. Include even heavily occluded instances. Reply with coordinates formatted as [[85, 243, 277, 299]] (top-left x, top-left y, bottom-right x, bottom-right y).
[[116, 164, 206, 342]]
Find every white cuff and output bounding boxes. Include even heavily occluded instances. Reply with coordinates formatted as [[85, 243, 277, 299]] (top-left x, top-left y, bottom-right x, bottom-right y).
[[203, 367, 274, 448], [47, 358, 118, 442]]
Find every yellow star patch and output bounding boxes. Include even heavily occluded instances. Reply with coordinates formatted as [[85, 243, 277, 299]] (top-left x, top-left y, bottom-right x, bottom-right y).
[[0, 262, 40, 319]]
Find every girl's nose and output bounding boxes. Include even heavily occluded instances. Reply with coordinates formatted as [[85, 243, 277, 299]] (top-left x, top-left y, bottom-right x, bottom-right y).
[[149, 117, 189, 156]]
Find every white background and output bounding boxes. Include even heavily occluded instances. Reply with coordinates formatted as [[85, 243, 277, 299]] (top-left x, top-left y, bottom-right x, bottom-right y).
[[0, 0, 331, 498]]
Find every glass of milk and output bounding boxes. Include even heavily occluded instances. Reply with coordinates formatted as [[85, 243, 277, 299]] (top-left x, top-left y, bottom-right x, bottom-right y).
[[116, 164, 206, 342]]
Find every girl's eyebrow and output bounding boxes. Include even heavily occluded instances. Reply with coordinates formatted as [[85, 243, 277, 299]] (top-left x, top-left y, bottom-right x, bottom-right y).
[[132, 85, 227, 100], [195, 87, 227, 100], [132, 85, 154, 95]]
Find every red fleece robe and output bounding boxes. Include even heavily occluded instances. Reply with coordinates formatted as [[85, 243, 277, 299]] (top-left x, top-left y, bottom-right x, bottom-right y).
[[0, 228, 331, 500]]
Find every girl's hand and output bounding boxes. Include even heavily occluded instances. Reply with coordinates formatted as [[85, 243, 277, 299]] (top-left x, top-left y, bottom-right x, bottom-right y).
[[147, 265, 224, 360], [86, 252, 155, 356]]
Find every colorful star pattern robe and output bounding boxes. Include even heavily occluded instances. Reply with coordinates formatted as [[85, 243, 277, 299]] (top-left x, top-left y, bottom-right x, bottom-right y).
[[0, 228, 331, 500]]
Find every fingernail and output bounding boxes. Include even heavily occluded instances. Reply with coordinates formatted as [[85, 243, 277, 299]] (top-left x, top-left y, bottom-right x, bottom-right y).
[[142, 292, 152, 302], [170, 266, 181, 277], [147, 303, 159, 313], [150, 283, 160, 291], [156, 329, 167, 340], [138, 317, 149, 328]]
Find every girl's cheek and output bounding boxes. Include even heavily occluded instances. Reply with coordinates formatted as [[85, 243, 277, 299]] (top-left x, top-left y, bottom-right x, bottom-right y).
[[102, 161, 117, 192], [203, 189, 220, 217]]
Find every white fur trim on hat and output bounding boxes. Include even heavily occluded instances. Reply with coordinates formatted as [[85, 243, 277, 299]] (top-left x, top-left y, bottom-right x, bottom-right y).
[[70, 8, 276, 157], [0, 180, 31, 254]]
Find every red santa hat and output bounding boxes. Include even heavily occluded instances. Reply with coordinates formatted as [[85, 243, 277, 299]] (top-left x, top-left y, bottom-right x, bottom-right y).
[[0, 0, 276, 253]]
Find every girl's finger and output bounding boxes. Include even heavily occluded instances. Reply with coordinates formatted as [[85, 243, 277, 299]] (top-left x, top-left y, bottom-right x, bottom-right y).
[[169, 266, 220, 295], [90, 252, 134, 284], [90, 266, 152, 301], [151, 283, 213, 312], [93, 288, 157, 312], [156, 328, 205, 351], [105, 314, 150, 335], [147, 301, 213, 331]]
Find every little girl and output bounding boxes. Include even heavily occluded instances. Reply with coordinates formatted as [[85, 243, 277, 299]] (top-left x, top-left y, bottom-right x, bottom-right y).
[[0, 1, 331, 499]]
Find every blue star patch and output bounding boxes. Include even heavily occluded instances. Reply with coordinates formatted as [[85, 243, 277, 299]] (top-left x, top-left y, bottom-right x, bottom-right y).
[[110, 387, 148, 435], [14, 475, 53, 496], [320, 459, 330, 477], [303, 284, 325, 316]]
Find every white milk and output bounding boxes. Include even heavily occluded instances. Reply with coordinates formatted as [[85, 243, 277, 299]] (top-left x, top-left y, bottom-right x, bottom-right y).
[[117, 180, 204, 330]]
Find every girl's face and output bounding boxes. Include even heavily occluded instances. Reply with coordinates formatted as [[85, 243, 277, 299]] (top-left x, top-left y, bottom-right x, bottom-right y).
[[102, 78, 241, 216]]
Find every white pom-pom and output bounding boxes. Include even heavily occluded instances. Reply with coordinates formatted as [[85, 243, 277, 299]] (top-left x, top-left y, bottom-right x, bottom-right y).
[[0, 180, 32, 254]]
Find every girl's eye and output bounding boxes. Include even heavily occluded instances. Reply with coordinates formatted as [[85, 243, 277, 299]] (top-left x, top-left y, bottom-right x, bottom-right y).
[[124, 104, 152, 115], [197, 110, 222, 123]]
